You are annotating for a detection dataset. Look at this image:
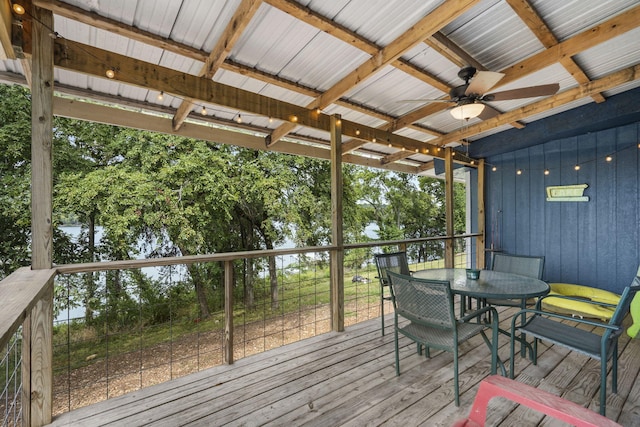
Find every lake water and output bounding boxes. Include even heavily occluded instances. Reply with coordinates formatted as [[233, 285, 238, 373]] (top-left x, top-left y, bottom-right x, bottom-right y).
[[55, 224, 379, 322]]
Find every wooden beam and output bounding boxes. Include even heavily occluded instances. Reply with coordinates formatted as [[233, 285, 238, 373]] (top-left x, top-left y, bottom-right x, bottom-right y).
[[172, 0, 262, 131], [425, 32, 484, 70], [52, 39, 457, 159], [506, 0, 606, 103], [476, 159, 485, 269], [429, 63, 640, 147], [31, 6, 53, 270], [0, 0, 16, 59], [267, 0, 480, 145], [329, 115, 344, 332], [29, 5, 54, 425], [389, 6, 640, 134], [444, 147, 454, 268], [52, 97, 425, 175], [497, 4, 640, 89], [33, 0, 206, 61], [35, 0, 448, 142]]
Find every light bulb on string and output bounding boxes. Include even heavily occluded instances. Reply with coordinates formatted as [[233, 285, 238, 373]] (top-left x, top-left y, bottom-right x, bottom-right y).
[[157, 91, 164, 101], [201, 106, 207, 115], [236, 114, 242, 124], [12, 3, 25, 15], [574, 165, 580, 171], [605, 155, 613, 162], [544, 169, 550, 176], [105, 68, 115, 79], [492, 166, 497, 172], [516, 169, 522, 175]]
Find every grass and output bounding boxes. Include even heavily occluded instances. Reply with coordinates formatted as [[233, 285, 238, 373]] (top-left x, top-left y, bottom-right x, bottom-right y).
[[51, 253, 469, 380]]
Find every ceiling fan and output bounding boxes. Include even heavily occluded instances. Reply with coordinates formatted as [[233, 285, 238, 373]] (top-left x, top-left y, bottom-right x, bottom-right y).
[[405, 66, 560, 121]]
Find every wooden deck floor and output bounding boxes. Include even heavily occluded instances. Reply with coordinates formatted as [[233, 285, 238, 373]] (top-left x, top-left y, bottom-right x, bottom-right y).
[[48, 307, 640, 426]]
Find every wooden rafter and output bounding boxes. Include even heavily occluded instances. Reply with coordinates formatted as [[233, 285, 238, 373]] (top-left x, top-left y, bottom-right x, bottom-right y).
[[171, 0, 262, 131], [32, 0, 442, 143], [388, 3, 640, 138], [23, 0, 640, 169], [428, 63, 640, 148], [266, 0, 480, 146], [506, 0, 606, 103], [51, 38, 477, 165]]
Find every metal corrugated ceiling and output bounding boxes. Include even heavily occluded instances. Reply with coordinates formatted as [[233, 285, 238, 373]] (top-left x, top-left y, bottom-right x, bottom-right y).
[[1, 0, 639, 176]]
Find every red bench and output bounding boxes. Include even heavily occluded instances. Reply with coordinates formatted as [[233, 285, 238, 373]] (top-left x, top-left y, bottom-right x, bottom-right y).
[[452, 375, 621, 427]]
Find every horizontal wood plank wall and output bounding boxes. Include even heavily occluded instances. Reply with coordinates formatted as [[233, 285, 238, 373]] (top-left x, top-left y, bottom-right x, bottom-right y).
[[482, 121, 639, 293]]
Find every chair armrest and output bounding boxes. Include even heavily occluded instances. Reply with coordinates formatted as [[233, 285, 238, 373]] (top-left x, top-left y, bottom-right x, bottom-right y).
[[537, 293, 618, 309], [453, 375, 621, 427], [511, 307, 621, 331]]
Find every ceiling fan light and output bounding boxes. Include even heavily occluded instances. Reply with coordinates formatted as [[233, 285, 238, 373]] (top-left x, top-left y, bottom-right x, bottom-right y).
[[450, 103, 485, 120]]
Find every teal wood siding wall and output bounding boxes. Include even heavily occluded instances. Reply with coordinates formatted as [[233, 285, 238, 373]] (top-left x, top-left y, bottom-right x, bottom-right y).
[[483, 122, 640, 293]]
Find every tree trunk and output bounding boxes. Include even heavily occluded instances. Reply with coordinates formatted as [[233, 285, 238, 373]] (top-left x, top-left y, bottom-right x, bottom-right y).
[[179, 245, 211, 319], [264, 237, 278, 309], [244, 259, 255, 308]]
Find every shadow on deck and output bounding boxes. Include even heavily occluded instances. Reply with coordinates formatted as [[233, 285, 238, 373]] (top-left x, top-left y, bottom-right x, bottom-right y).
[[48, 307, 640, 426]]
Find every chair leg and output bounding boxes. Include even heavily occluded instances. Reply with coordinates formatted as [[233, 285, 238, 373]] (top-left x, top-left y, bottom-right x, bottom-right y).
[[453, 346, 460, 406], [612, 342, 618, 393], [381, 295, 385, 336], [394, 323, 400, 376], [600, 359, 607, 416]]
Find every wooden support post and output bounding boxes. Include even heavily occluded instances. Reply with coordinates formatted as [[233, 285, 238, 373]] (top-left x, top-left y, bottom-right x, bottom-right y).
[[30, 5, 53, 270], [330, 115, 344, 332], [26, 5, 54, 426], [476, 159, 486, 269], [223, 260, 234, 364], [444, 148, 455, 268]]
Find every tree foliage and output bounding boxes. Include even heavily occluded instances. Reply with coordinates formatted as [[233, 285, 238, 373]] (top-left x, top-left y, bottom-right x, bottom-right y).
[[0, 83, 467, 325]]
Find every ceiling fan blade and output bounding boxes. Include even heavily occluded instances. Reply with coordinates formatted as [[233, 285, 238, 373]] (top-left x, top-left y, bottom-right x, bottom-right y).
[[484, 83, 560, 101], [465, 71, 505, 95], [477, 103, 501, 120]]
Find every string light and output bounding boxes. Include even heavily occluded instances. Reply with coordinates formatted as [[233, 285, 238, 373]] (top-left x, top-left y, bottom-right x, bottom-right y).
[[516, 169, 522, 175], [605, 155, 613, 162], [355, 129, 360, 136], [372, 137, 376, 143], [157, 91, 164, 101], [268, 117, 273, 123], [236, 114, 242, 124], [201, 106, 207, 115], [291, 115, 298, 122], [492, 166, 497, 172], [105, 68, 115, 79], [544, 169, 550, 175], [574, 165, 580, 171], [12, 3, 25, 15]]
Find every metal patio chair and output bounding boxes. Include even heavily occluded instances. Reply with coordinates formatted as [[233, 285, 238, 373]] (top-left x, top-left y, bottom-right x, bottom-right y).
[[485, 252, 545, 309], [387, 271, 498, 406], [374, 251, 411, 335], [509, 275, 640, 416]]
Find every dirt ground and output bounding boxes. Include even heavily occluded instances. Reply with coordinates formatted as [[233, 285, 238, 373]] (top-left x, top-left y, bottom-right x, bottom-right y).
[[52, 302, 382, 416]]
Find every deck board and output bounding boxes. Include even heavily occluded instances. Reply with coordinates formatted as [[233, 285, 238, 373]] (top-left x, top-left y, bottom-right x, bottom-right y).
[[48, 308, 639, 426]]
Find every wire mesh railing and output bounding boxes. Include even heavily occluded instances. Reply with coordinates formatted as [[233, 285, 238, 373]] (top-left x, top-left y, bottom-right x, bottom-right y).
[[1, 234, 481, 422], [1, 329, 22, 427]]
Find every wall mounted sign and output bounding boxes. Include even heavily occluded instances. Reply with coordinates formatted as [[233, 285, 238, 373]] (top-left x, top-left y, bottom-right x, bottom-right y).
[[546, 184, 589, 202]]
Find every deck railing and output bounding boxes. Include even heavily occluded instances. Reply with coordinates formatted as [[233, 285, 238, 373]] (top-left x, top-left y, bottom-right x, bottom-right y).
[[0, 233, 481, 426]]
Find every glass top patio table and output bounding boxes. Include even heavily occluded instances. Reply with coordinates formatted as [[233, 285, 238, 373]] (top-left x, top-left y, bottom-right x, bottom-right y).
[[413, 268, 549, 300]]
